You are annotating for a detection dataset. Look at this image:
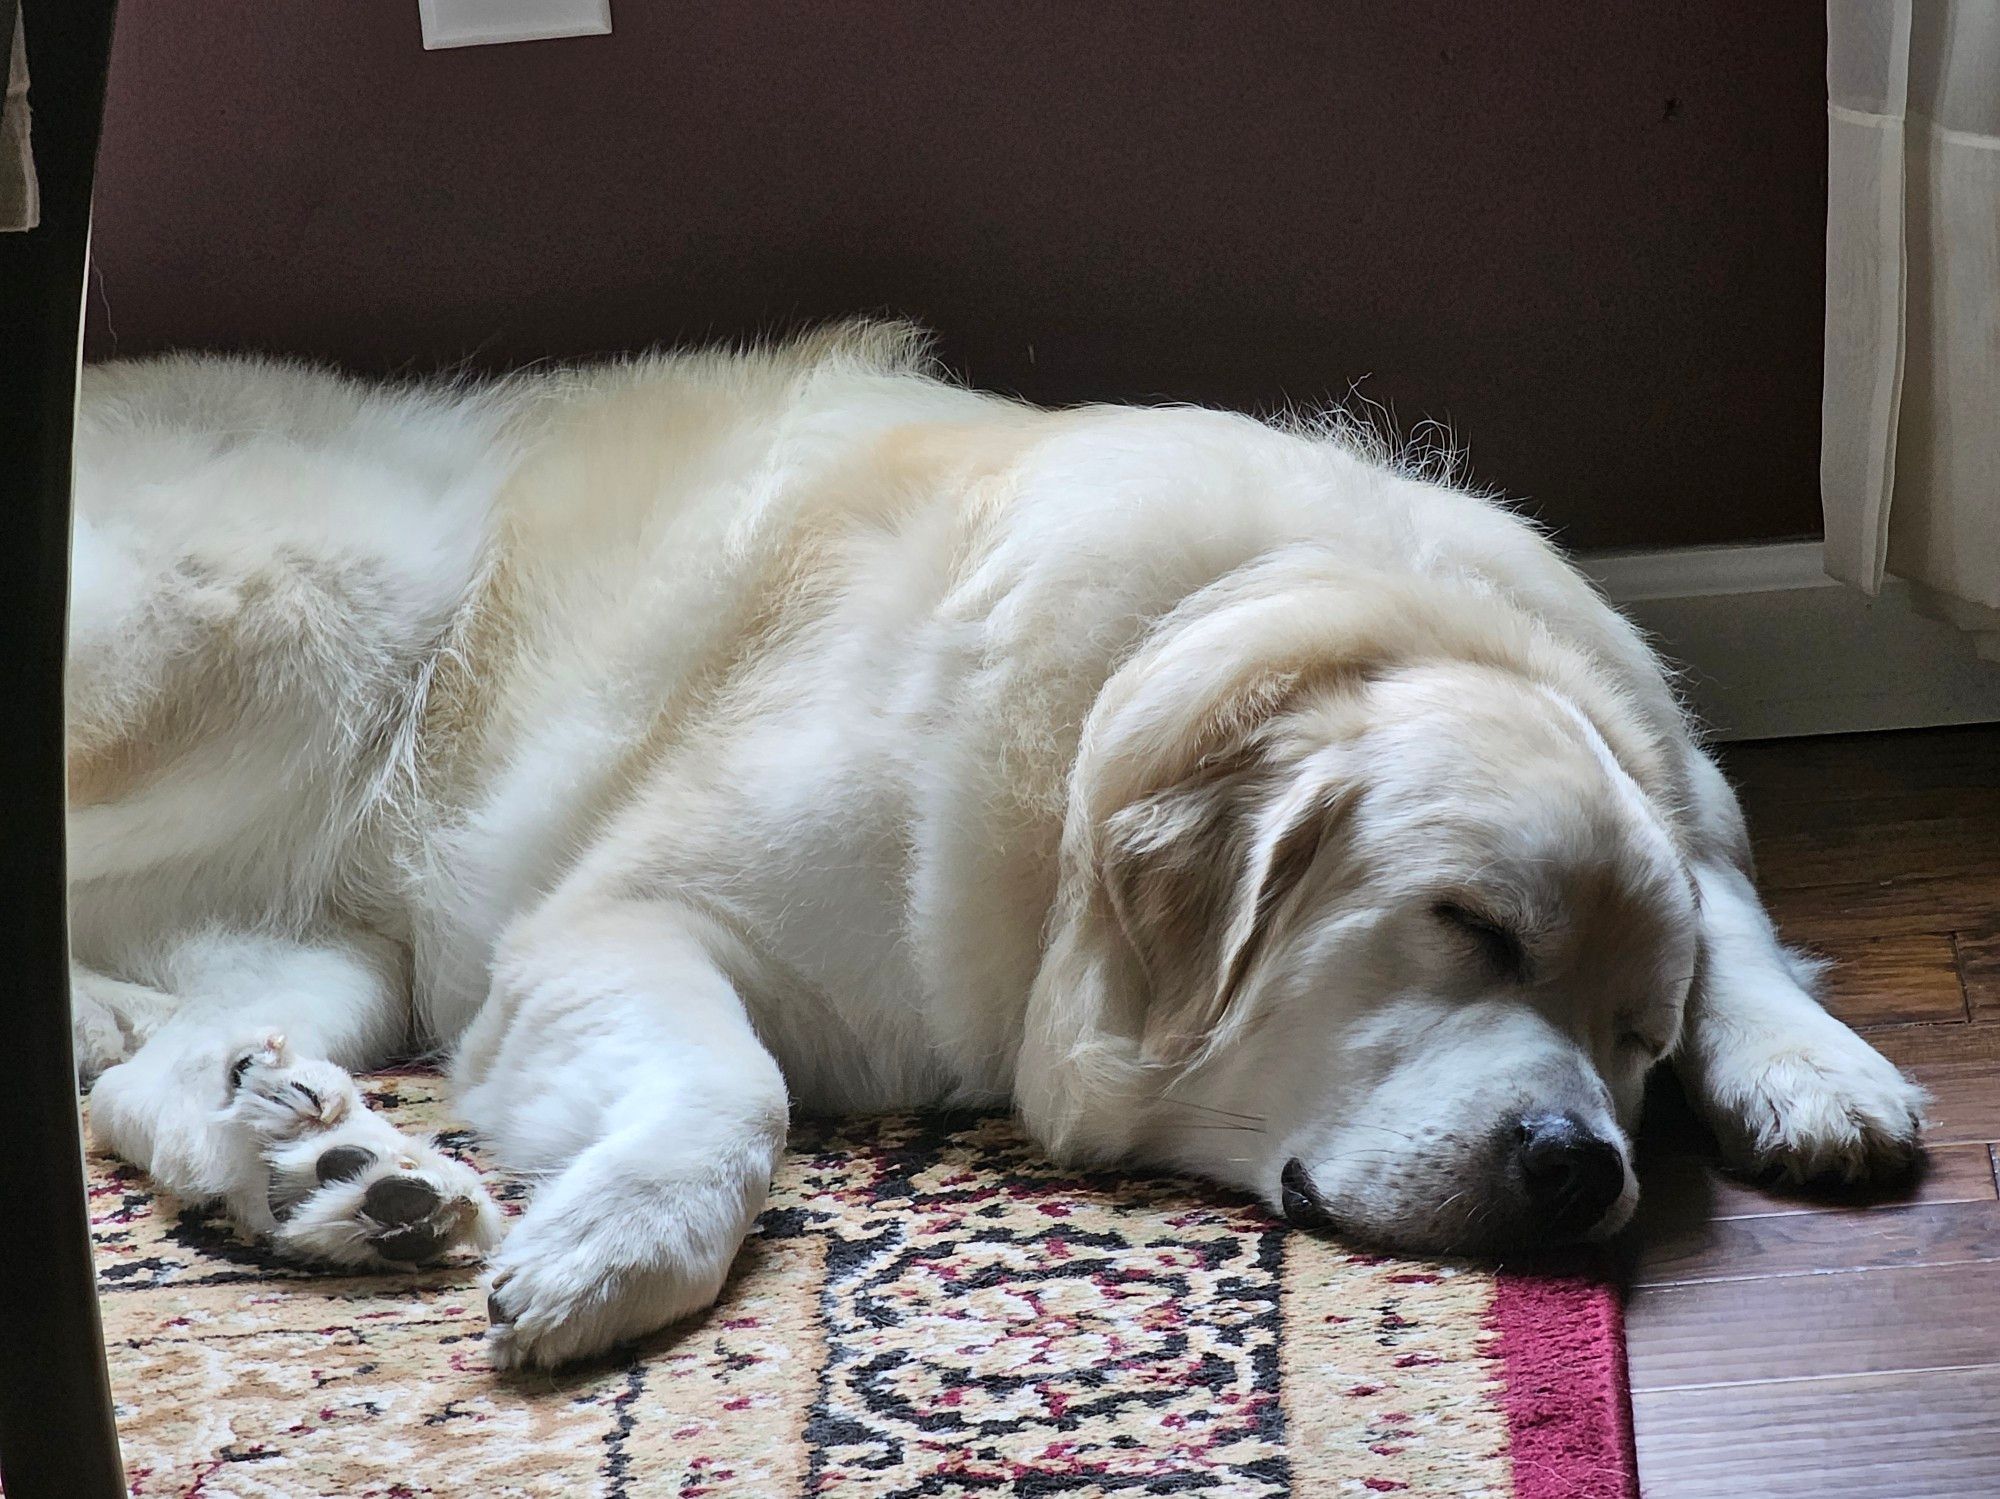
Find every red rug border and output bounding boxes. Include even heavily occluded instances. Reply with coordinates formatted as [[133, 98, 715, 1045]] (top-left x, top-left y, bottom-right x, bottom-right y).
[[1489, 1263, 1640, 1499]]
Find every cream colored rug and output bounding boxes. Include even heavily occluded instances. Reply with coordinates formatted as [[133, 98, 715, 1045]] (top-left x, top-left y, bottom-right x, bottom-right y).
[[82, 1069, 1633, 1498]]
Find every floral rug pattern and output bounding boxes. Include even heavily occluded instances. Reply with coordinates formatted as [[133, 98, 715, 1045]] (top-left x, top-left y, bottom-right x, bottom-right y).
[[78, 1070, 1619, 1498]]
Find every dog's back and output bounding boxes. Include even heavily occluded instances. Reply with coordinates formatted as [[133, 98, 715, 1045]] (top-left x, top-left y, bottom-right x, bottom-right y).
[[67, 356, 502, 959], [64, 327, 1018, 1029]]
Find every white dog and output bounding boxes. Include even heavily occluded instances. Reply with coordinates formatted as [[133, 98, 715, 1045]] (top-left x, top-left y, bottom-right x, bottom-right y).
[[68, 324, 1924, 1369]]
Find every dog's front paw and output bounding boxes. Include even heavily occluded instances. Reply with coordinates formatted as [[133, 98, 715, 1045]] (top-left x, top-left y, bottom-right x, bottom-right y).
[[1697, 1025, 1926, 1183], [481, 1160, 758, 1370], [482, 1222, 733, 1372]]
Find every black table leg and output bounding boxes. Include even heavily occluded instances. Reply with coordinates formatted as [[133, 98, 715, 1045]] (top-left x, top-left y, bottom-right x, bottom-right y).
[[0, 2, 125, 1496]]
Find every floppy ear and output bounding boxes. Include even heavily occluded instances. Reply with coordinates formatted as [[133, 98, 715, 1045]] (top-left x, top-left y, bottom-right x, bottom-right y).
[[1101, 760, 1343, 1065]]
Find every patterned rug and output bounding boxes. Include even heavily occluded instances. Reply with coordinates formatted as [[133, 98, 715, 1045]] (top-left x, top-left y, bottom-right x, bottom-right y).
[[78, 1070, 1635, 1498]]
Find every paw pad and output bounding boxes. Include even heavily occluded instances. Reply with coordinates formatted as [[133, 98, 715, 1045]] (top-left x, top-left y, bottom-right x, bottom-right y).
[[314, 1145, 377, 1185], [361, 1175, 450, 1263]]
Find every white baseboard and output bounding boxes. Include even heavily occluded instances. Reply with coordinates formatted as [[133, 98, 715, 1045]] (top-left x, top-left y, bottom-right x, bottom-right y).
[[1580, 541, 2000, 741]]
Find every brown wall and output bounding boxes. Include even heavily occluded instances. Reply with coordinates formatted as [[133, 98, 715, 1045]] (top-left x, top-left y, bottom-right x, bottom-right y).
[[84, 3, 1829, 550]]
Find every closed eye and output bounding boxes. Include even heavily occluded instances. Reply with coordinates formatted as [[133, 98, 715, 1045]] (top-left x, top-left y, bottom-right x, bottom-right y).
[[1432, 900, 1530, 982], [1620, 1031, 1668, 1060]]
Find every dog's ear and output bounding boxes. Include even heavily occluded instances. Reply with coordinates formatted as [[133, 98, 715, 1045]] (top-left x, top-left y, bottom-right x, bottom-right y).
[[1062, 558, 1414, 1073], [1101, 760, 1344, 1065]]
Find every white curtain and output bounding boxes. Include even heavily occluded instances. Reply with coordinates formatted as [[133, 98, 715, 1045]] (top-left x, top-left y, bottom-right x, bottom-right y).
[[1823, 0, 2000, 660]]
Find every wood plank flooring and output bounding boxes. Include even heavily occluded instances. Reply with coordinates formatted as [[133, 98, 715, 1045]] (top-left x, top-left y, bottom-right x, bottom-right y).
[[1625, 724, 2000, 1497]]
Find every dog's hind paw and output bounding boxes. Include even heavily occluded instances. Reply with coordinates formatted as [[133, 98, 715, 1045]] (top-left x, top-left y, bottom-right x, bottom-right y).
[[228, 1036, 503, 1268], [73, 989, 136, 1084], [270, 1153, 501, 1268], [71, 970, 175, 1085]]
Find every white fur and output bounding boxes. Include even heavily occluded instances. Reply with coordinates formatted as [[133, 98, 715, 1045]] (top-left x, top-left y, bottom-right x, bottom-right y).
[[69, 327, 1924, 1369]]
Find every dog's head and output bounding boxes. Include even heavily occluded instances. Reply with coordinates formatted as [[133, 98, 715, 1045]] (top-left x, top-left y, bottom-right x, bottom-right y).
[[1019, 551, 1699, 1253]]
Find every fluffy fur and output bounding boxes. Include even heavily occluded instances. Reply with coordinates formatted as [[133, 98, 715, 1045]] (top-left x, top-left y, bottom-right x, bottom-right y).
[[69, 325, 1925, 1369]]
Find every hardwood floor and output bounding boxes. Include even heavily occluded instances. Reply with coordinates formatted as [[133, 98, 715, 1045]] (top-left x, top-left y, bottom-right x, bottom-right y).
[[1625, 724, 2000, 1497]]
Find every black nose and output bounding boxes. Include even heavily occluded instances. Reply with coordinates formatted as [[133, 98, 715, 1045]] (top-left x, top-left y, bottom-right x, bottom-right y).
[[1280, 1158, 1335, 1230], [1515, 1112, 1626, 1237]]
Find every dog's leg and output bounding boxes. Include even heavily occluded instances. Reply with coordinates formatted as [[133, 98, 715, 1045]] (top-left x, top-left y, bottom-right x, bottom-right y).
[[71, 964, 178, 1083], [1675, 753, 1926, 1181], [458, 897, 788, 1371], [87, 929, 501, 1265]]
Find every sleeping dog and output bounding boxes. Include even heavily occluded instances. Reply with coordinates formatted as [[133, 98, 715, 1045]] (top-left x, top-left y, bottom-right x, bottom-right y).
[[68, 325, 1923, 1368]]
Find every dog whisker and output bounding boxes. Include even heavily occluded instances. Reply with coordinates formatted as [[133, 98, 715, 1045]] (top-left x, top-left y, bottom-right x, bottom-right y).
[[1156, 1097, 1269, 1126], [1332, 1122, 1424, 1145]]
